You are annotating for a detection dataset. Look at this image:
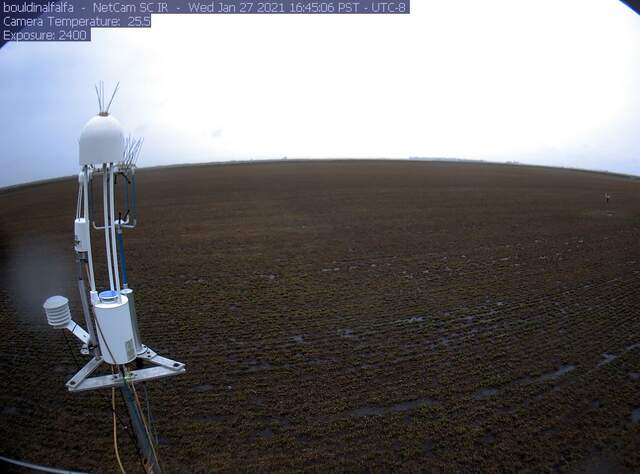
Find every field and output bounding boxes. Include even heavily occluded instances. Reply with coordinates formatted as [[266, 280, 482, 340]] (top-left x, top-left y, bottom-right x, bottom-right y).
[[1, 160, 640, 473]]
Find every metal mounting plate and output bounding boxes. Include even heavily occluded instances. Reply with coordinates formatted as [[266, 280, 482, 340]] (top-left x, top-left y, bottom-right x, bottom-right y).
[[65, 346, 186, 392], [69, 365, 185, 392]]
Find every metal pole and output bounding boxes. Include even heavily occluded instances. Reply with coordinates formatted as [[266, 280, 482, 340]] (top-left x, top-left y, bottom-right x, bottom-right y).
[[76, 255, 100, 357], [119, 381, 162, 474]]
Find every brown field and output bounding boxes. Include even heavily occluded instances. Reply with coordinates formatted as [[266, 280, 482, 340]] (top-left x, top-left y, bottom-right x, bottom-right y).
[[1, 160, 640, 473]]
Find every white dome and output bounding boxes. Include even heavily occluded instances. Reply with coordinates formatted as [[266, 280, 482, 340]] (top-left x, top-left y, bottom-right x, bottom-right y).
[[79, 114, 125, 166]]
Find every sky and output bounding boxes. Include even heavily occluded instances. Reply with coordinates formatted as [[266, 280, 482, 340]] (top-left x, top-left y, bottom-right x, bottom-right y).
[[1, 0, 639, 187]]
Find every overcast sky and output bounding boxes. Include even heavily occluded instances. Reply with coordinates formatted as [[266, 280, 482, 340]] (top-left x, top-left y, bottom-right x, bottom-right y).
[[1, 0, 639, 187]]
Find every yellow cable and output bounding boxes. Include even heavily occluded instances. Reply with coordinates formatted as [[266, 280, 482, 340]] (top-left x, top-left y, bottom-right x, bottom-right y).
[[111, 369, 127, 474]]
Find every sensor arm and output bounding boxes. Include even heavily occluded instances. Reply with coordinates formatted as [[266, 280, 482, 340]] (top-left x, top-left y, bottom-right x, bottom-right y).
[[82, 168, 96, 292], [66, 320, 90, 345]]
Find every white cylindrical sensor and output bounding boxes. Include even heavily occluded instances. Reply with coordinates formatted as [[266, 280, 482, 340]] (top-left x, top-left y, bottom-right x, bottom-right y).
[[94, 292, 136, 365], [120, 288, 144, 354], [43, 295, 71, 328]]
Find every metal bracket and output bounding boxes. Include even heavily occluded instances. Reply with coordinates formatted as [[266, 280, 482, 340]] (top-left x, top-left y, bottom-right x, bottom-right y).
[[66, 356, 103, 390], [69, 366, 185, 392], [66, 347, 185, 392], [137, 347, 186, 371]]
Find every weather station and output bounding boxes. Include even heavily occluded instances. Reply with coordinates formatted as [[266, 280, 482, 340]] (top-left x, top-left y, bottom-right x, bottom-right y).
[[42, 83, 184, 473]]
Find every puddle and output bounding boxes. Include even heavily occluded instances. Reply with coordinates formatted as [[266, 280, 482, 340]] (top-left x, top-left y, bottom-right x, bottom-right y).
[[516, 364, 576, 385], [266, 416, 290, 428], [581, 209, 626, 220], [257, 427, 274, 438], [249, 395, 266, 407], [247, 361, 272, 372], [424, 439, 434, 454], [629, 372, 640, 380], [349, 406, 384, 417], [333, 397, 438, 421], [396, 315, 425, 324], [184, 277, 208, 285], [632, 408, 640, 424], [292, 335, 304, 344], [568, 452, 622, 474], [193, 384, 214, 392], [296, 434, 313, 444], [194, 414, 226, 422], [388, 399, 437, 413], [598, 353, 617, 366], [536, 364, 576, 382], [481, 433, 496, 445], [473, 388, 499, 400], [337, 328, 354, 338]]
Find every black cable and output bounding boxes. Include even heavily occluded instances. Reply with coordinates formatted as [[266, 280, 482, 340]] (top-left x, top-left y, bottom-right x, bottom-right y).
[[142, 384, 159, 445], [62, 330, 82, 368], [129, 380, 163, 474]]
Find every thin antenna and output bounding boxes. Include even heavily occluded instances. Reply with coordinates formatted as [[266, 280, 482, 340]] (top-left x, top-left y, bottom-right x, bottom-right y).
[[121, 134, 143, 170], [94, 84, 102, 114], [132, 138, 143, 167], [95, 81, 121, 116], [105, 82, 120, 115]]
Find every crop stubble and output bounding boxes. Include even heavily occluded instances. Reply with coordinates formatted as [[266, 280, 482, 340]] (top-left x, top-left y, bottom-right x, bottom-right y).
[[0, 160, 639, 472]]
